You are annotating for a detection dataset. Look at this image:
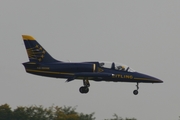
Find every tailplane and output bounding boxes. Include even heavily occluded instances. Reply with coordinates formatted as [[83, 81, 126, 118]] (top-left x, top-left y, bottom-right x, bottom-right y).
[[22, 35, 59, 63]]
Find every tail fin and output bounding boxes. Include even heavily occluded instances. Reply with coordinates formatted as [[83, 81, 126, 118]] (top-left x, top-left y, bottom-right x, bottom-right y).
[[22, 35, 59, 63]]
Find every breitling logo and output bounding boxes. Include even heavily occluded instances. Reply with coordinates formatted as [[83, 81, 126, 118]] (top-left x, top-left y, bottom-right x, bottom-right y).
[[26, 44, 46, 62], [112, 74, 133, 79]]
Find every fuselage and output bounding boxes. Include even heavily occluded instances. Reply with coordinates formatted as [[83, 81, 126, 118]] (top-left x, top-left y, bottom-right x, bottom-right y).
[[23, 61, 163, 83]]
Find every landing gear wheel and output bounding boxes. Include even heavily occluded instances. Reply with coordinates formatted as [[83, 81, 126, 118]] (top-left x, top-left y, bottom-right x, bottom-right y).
[[79, 86, 89, 94], [133, 90, 138, 95], [79, 79, 90, 94]]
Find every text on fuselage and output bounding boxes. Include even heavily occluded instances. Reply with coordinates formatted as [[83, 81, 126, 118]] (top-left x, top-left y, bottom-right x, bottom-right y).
[[37, 67, 50, 70], [112, 74, 133, 79]]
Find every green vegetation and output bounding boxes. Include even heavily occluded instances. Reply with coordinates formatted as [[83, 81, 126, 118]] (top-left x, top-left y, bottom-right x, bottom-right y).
[[105, 114, 137, 120], [0, 104, 136, 120]]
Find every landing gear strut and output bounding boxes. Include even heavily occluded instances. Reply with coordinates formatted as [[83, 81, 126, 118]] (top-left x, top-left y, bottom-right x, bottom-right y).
[[133, 83, 139, 95], [79, 79, 90, 94]]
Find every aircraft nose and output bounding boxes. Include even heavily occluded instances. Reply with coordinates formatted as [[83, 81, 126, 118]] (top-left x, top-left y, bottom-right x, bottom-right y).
[[134, 72, 163, 83], [154, 78, 163, 83], [157, 78, 163, 83]]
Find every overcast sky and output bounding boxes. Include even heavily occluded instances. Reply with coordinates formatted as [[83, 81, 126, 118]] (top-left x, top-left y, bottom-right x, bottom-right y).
[[0, 1, 180, 120]]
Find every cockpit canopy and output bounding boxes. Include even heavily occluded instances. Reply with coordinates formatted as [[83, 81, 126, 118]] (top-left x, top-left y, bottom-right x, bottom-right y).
[[99, 61, 135, 72]]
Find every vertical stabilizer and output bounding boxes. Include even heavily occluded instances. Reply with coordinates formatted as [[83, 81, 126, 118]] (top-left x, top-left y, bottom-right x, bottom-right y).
[[22, 35, 59, 63]]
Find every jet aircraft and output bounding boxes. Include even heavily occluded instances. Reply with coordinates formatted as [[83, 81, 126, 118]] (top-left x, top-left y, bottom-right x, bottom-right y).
[[22, 35, 163, 95]]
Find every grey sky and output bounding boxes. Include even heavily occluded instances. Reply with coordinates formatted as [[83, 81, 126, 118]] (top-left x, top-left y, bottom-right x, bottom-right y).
[[0, 1, 180, 120]]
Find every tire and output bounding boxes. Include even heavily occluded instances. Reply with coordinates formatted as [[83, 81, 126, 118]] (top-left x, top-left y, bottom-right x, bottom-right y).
[[79, 86, 89, 94], [133, 90, 138, 95]]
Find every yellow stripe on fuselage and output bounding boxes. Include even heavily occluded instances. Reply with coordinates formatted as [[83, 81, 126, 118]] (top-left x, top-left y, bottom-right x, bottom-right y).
[[27, 62, 37, 64], [26, 69, 74, 75], [93, 64, 96, 72], [134, 78, 156, 81], [22, 35, 35, 41]]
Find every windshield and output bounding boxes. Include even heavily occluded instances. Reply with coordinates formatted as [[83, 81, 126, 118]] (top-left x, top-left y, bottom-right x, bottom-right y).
[[99, 61, 135, 72]]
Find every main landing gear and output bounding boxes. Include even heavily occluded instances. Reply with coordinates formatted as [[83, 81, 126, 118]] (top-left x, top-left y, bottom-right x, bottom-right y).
[[79, 79, 90, 94], [133, 82, 139, 95], [79, 80, 140, 95]]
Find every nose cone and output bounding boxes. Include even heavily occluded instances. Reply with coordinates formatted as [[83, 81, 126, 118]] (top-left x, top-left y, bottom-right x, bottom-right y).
[[154, 78, 163, 83], [134, 72, 163, 83]]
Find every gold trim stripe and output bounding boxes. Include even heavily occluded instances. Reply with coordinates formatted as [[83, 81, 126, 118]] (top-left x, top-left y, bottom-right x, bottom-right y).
[[26, 69, 74, 75], [22, 35, 35, 41], [93, 64, 96, 72], [27, 62, 37, 64], [134, 78, 156, 81]]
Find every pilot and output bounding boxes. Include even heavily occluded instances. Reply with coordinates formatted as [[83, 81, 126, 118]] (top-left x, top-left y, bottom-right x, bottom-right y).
[[121, 66, 125, 71], [117, 66, 125, 71]]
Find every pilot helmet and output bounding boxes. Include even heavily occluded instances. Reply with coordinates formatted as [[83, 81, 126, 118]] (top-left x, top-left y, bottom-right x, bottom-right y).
[[117, 66, 125, 71]]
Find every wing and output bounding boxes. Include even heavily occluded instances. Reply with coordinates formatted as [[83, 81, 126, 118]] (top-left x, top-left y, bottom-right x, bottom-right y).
[[66, 72, 113, 82]]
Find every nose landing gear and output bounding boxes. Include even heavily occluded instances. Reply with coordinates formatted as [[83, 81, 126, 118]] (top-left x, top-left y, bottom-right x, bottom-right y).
[[79, 79, 90, 94], [133, 83, 139, 95]]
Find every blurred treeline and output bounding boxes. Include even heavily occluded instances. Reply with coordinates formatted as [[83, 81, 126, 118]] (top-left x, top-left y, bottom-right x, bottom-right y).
[[0, 104, 136, 120]]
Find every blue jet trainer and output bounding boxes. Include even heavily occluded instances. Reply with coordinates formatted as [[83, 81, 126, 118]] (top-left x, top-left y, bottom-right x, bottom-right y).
[[22, 35, 163, 95]]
